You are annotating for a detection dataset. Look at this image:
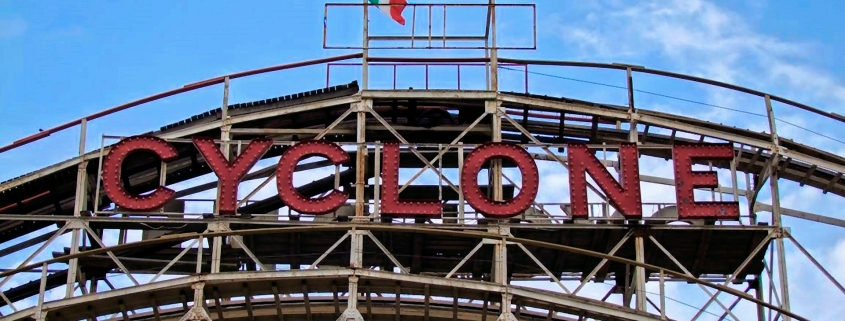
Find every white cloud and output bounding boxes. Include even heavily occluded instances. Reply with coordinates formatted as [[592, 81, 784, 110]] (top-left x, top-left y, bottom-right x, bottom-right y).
[[538, 1, 845, 319], [545, 0, 845, 126]]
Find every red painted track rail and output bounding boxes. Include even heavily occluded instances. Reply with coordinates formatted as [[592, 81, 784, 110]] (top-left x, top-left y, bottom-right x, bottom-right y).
[[0, 53, 364, 154]]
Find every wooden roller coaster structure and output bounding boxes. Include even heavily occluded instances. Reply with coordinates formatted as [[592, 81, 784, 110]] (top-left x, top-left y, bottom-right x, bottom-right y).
[[0, 2, 843, 321]]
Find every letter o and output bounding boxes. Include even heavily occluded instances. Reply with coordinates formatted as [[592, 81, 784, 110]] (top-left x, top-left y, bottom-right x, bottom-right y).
[[460, 143, 539, 218]]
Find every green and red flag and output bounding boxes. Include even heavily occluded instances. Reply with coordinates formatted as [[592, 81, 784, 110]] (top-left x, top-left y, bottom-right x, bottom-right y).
[[368, 0, 408, 25]]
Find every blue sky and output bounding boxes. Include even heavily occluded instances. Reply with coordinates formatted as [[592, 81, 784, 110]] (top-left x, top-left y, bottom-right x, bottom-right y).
[[1, 0, 845, 319]]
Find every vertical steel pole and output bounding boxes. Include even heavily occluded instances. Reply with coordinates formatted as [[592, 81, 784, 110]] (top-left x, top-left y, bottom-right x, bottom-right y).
[[77, 119, 87, 168], [210, 78, 231, 274], [221, 76, 230, 161], [362, 0, 369, 90], [427, 4, 432, 47], [771, 172, 791, 316], [35, 262, 47, 321], [457, 65, 462, 90], [411, 6, 417, 49], [351, 229, 363, 269], [341, 276, 365, 320], [755, 277, 766, 321], [524, 65, 529, 94], [327, 64, 332, 88], [484, 42, 490, 90], [709, 161, 717, 202], [211, 235, 222, 274], [765, 95, 780, 147], [635, 235, 646, 311], [765, 94, 790, 320], [323, 5, 329, 48], [93, 134, 106, 214], [335, 164, 341, 191], [438, 144, 443, 203], [457, 142, 465, 223], [66, 118, 88, 298], [730, 151, 741, 222], [355, 101, 369, 218], [340, 228, 366, 320], [488, 100, 502, 202], [488, 0, 502, 206], [767, 242, 776, 321], [66, 215, 81, 298], [374, 141, 381, 219], [425, 65, 429, 89], [489, 0, 498, 92], [215, 77, 231, 216], [626, 67, 638, 143], [442, 4, 446, 48], [492, 226, 516, 320], [196, 236, 204, 274], [659, 270, 666, 320], [745, 162, 758, 223]]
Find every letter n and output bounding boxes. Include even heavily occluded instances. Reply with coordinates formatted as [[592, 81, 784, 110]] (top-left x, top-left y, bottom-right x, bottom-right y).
[[568, 143, 642, 219]]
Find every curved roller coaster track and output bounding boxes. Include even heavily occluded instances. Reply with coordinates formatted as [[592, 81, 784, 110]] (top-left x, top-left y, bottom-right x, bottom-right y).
[[1, 2, 844, 321]]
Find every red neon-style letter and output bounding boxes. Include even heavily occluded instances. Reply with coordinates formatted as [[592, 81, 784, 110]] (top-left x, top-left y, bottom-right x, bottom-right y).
[[277, 140, 349, 215], [568, 143, 642, 219], [672, 143, 739, 220], [193, 137, 273, 215], [380, 142, 441, 217], [460, 143, 539, 219], [102, 135, 178, 211]]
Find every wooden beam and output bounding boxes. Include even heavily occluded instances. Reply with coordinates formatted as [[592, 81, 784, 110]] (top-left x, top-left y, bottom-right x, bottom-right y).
[[243, 283, 254, 321], [302, 282, 312, 321]]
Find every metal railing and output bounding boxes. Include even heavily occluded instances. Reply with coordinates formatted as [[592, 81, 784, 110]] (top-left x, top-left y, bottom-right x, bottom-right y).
[[1, 54, 842, 157], [322, 2, 537, 50], [326, 62, 529, 92]]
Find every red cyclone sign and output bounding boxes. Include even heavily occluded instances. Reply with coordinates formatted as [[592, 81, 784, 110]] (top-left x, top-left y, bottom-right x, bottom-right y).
[[101, 135, 739, 220]]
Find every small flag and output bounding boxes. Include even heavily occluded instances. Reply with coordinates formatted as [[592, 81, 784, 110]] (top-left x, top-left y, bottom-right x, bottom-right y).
[[368, 0, 408, 26]]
